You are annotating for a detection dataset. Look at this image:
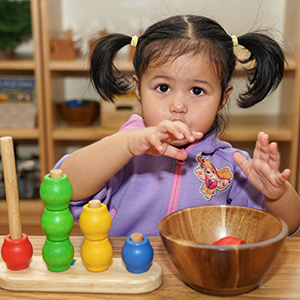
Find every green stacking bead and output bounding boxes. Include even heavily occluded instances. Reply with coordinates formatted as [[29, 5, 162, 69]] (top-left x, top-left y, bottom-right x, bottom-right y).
[[40, 173, 73, 211], [42, 238, 74, 272], [41, 208, 74, 241]]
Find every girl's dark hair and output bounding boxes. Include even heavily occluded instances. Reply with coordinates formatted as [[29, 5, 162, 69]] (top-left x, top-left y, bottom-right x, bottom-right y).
[[90, 15, 285, 132]]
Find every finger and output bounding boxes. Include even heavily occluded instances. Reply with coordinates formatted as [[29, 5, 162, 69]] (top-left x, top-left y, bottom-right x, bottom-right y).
[[253, 132, 264, 161], [268, 142, 280, 170], [159, 120, 202, 143], [182, 128, 203, 143], [163, 146, 188, 160], [191, 131, 203, 141], [146, 132, 188, 160], [275, 169, 291, 185], [276, 169, 290, 185], [233, 152, 252, 177], [257, 132, 271, 163], [156, 121, 185, 141], [146, 132, 165, 154]]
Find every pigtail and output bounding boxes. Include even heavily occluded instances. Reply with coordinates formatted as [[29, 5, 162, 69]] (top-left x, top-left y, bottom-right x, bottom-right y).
[[90, 33, 132, 102], [236, 32, 285, 108]]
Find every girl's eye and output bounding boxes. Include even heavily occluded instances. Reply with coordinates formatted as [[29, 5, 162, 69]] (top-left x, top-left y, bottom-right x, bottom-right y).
[[156, 84, 170, 93], [191, 87, 204, 96]]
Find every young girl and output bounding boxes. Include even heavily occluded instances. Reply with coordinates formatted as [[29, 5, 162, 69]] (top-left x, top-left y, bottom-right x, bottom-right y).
[[56, 15, 300, 236]]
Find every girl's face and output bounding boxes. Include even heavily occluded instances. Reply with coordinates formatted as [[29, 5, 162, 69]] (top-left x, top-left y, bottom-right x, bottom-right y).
[[133, 53, 232, 137]]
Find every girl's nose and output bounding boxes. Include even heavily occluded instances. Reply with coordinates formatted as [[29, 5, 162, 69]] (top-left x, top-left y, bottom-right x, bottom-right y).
[[169, 98, 187, 114]]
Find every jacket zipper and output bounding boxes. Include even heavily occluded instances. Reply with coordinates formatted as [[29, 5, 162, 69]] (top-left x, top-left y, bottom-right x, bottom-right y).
[[166, 159, 185, 215], [166, 143, 198, 215]]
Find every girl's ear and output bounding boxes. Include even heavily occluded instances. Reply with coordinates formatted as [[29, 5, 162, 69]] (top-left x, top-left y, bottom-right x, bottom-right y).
[[219, 85, 233, 110], [132, 75, 141, 103]]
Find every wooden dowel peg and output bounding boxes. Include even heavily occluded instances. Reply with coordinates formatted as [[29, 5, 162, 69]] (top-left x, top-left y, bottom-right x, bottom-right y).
[[50, 169, 63, 179], [130, 233, 144, 242], [88, 200, 101, 208], [1, 136, 22, 240]]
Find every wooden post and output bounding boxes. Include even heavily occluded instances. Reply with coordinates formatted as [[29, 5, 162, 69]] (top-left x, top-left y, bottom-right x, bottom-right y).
[[1, 136, 22, 240]]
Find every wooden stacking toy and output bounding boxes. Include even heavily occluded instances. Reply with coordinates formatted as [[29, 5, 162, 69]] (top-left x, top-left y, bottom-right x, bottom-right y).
[[40, 169, 74, 272], [79, 200, 113, 272], [0, 136, 33, 270], [0, 165, 163, 294]]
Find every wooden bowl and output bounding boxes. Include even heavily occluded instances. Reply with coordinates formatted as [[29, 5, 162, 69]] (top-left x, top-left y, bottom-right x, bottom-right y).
[[158, 205, 288, 296]]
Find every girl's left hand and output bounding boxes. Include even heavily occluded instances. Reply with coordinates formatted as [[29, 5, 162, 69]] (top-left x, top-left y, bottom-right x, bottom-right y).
[[232, 131, 290, 200]]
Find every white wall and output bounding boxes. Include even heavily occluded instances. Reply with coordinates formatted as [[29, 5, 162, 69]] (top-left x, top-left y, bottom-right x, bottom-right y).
[[61, 0, 286, 37]]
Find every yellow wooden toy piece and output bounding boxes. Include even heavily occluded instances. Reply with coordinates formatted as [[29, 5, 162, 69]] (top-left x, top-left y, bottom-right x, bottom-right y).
[[81, 237, 113, 272], [79, 200, 111, 240], [79, 200, 113, 272]]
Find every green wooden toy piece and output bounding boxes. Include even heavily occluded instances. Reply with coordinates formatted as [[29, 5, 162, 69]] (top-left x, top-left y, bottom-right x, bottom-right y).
[[41, 208, 74, 241], [40, 169, 74, 272], [40, 169, 73, 211], [42, 238, 74, 272]]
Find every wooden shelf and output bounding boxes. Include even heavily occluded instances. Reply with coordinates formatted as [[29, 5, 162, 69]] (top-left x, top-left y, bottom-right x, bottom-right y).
[[51, 116, 291, 143], [52, 125, 117, 141], [285, 56, 297, 71], [234, 47, 296, 73], [0, 59, 35, 70], [0, 199, 44, 215], [220, 115, 291, 142], [0, 199, 44, 235], [49, 59, 89, 71], [47, 56, 296, 74], [0, 0, 47, 179], [0, 128, 39, 139], [49, 58, 134, 72]]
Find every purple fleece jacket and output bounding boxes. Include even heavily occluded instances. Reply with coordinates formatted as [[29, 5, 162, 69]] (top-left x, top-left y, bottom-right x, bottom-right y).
[[55, 114, 264, 236]]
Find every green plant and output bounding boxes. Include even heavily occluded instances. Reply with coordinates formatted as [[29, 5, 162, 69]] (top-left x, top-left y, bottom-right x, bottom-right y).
[[0, 0, 31, 53]]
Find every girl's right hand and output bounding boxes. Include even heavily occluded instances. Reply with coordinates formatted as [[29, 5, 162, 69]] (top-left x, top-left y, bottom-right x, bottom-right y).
[[127, 120, 203, 160]]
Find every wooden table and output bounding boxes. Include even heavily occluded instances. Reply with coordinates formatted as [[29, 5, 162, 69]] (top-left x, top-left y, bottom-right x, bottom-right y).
[[0, 235, 300, 299]]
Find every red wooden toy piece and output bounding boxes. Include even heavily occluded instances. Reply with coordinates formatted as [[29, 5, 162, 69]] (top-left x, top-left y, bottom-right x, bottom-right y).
[[212, 236, 247, 245], [0, 136, 33, 270]]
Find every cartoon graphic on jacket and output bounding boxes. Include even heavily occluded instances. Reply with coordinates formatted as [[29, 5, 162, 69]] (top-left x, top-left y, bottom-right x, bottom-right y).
[[54, 114, 265, 236], [194, 154, 233, 201]]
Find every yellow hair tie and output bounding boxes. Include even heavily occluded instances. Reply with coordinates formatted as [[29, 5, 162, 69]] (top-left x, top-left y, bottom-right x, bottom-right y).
[[231, 35, 238, 47], [131, 35, 138, 47]]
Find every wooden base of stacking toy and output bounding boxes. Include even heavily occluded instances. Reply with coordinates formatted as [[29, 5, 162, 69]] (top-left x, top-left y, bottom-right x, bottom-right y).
[[0, 256, 162, 294]]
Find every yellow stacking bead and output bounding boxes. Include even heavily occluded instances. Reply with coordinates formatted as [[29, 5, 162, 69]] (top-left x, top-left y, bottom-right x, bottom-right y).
[[81, 237, 113, 272], [79, 201, 112, 241]]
